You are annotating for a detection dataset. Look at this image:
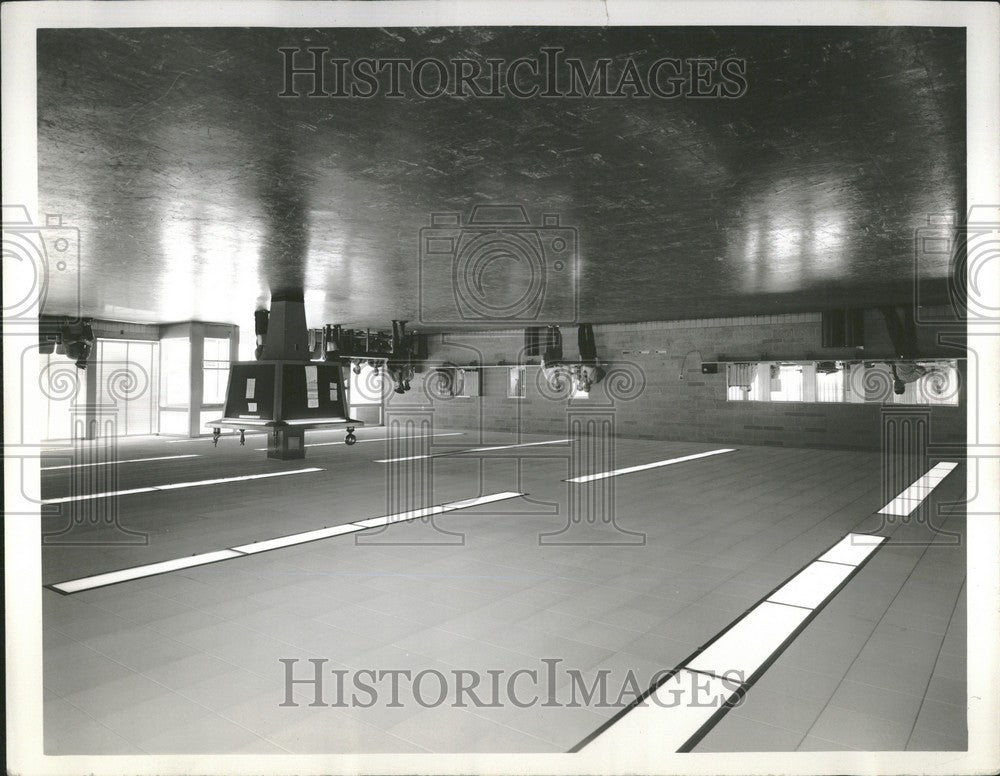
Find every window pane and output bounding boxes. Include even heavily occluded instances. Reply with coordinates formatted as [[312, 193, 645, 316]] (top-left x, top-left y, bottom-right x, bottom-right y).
[[893, 361, 960, 406], [920, 362, 960, 406], [727, 363, 757, 401], [202, 367, 228, 405], [727, 385, 753, 401], [160, 338, 190, 406], [769, 365, 803, 402], [202, 337, 231, 405], [815, 370, 844, 402], [508, 367, 526, 398], [204, 337, 229, 363], [725, 359, 959, 406]]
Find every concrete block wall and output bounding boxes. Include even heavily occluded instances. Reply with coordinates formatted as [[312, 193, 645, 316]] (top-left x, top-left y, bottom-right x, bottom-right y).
[[386, 310, 966, 451]]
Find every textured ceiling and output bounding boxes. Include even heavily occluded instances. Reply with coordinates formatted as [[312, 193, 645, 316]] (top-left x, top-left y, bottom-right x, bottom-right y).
[[37, 26, 965, 332]]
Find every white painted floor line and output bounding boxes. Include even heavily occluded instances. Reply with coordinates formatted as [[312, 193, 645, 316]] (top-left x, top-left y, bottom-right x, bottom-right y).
[[765, 562, 856, 610], [444, 492, 524, 511], [41, 454, 201, 471], [578, 531, 886, 754], [253, 431, 464, 451], [878, 462, 959, 516], [49, 550, 244, 594], [686, 602, 813, 678], [231, 523, 363, 554], [50, 491, 525, 593], [236, 492, 523, 550], [465, 440, 571, 453], [352, 505, 448, 529], [817, 532, 885, 566], [41, 468, 324, 504], [566, 448, 736, 483], [375, 439, 571, 463], [581, 669, 741, 756]]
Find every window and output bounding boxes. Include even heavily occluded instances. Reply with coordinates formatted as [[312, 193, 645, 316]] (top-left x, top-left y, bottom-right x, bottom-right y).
[[725, 359, 960, 406], [159, 338, 190, 407], [815, 366, 845, 403], [889, 361, 960, 406], [727, 363, 757, 401], [507, 367, 526, 399], [727, 384, 757, 401], [202, 337, 231, 405], [768, 365, 803, 402], [305, 365, 319, 408]]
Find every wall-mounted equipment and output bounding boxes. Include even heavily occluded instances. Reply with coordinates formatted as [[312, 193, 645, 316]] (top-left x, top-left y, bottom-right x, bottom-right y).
[[39, 317, 94, 369]]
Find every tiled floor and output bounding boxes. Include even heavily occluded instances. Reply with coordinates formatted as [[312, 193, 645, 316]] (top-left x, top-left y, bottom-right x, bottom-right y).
[[40, 429, 967, 754]]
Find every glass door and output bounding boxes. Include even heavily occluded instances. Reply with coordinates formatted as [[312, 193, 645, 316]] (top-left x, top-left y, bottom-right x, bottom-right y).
[[95, 339, 160, 436]]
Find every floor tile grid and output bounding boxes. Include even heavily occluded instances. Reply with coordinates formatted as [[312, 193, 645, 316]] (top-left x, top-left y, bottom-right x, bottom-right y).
[[39, 442, 860, 620], [438, 454, 900, 744], [668, 474, 966, 752], [47, 526, 606, 753], [45, 586, 453, 753], [131, 442, 812, 636], [402, 448, 880, 656], [39, 439, 840, 567], [584, 448, 876, 544], [43, 623, 298, 754], [50, 440, 860, 748], [473, 447, 867, 601], [47, 491, 528, 595], [41, 477, 524, 585], [577, 532, 890, 755], [45, 440, 960, 756], [904, 576, 967, 749], [790, 503, 966, 751], [40, 439, 508, 578], [584, 465, 882, 630]]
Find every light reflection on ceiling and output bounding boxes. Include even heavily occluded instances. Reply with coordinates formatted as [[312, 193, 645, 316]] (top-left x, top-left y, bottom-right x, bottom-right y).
[[36, 26, 965, 330]]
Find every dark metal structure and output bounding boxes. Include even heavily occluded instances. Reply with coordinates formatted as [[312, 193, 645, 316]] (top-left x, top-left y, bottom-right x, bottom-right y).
[[206, 295, 363, 458]]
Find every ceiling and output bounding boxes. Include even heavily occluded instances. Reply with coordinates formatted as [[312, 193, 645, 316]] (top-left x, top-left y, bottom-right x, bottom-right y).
[[37, 26, 965, 332]]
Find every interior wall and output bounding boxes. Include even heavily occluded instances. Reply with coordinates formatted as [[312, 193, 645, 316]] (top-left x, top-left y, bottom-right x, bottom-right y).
[[387, 310, 966, 451]]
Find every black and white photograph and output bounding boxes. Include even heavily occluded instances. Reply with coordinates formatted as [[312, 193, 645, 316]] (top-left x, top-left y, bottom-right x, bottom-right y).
[[3, 1, 999, 774]]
